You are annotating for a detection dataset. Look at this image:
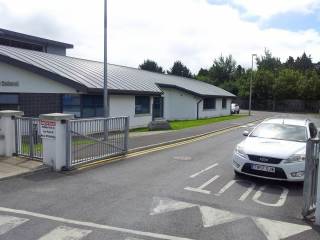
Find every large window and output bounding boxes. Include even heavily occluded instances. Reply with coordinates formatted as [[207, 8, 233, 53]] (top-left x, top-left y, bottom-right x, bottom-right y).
[[222, 98, 227, 109], [62, 95, 81, 117], [0, 94, 19, 104], [82, 95, 104, 118], [135, 96, 150, 114], [203, 98, 216, 110]]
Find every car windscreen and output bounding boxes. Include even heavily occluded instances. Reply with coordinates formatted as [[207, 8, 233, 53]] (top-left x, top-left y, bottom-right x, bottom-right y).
[[250, 123, 307, 142]]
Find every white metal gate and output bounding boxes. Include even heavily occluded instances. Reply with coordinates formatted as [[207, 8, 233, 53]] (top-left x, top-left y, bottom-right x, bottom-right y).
[[15, 117, 43, 159], [66, 117, 129, 168]]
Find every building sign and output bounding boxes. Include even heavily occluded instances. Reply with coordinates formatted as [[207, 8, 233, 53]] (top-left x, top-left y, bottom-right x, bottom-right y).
[[0, 81, 19, 87], [40, 120, 56, 139]]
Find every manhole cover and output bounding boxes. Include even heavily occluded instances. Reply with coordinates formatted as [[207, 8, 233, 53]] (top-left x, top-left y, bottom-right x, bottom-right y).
[[173, 156, 192, 161]]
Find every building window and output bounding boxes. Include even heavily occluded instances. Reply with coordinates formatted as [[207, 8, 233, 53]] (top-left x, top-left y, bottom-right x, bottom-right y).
[[203, 98, 216, 110], [222, 98, 227, 109], [62, 95, 81, 117], [82, 95, 104, 118], [0, 94, 19, 104], [135, 96, 150, 114]]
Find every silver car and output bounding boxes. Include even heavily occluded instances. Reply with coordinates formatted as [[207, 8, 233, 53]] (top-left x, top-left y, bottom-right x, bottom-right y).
[[232, 118, 318, 181]]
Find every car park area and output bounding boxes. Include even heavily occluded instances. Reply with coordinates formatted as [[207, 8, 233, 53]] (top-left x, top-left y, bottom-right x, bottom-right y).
[[0, 112, 319, 240]]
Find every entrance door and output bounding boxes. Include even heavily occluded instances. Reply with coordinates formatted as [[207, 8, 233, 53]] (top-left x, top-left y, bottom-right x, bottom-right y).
[[152, 97, 164, 119]]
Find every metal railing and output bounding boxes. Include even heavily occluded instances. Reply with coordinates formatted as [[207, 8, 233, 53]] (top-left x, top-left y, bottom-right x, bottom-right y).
[[15, 117, 43, 159], [66, 116, 129, 168], [302, 138, 319, 219]]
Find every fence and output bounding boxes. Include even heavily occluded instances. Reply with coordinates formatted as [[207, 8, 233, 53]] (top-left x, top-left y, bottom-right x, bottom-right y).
[[15, 117, 42, 159], [302, 138, 319, 219], [66, 116, 129, 168]]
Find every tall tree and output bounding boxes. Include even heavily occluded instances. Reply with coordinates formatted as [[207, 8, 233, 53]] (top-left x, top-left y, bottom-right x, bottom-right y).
[[256, 49, 282, 72], [294, 53, 314, 72], [167, 61, 193, 78], [209, 55, 237, 86], [139, 59, 164, 73]]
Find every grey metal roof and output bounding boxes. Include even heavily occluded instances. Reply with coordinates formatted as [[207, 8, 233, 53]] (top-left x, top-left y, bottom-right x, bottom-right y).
[[0, 28, 73, 48], [0, 45, 235, 97]]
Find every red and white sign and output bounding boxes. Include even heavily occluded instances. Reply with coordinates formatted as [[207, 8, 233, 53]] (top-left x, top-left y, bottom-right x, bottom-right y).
[[40, 120, 56, 139]]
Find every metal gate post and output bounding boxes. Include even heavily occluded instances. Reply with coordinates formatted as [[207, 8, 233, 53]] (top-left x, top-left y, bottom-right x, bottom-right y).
[[29, 118, 34, 158], [316, 148, 320, 225], [124, 117, 129, 153], [302, 139, 313, 217], [65, 120, 71, 170]]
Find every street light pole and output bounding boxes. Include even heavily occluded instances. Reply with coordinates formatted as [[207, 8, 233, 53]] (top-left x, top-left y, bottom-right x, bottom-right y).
[[103, 0, 109, 117], [249, 54, 257, 116]]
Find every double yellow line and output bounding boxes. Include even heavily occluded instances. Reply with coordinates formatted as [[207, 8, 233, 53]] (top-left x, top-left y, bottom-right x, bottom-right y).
[[76, 120, 261, 171]]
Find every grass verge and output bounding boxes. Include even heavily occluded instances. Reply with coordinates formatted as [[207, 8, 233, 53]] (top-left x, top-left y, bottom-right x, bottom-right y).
[[169, 114, 246, 130]]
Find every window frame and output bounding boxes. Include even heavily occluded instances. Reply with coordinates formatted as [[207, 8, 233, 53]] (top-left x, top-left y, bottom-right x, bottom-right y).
[[0, 93, 19, 105], [222, 98, 227, 109], [135, 96, 151, 115], [62, 94, 81, 118], [203, 97, 216, 110]]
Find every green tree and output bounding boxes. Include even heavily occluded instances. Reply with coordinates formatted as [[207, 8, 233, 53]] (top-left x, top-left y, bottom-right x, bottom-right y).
[[139, 59, 164, 73], [273, 69, 300, 100], [256, 49, 282, 72], [167, 61, 193, 78], [208, 55, 237, 86], [297, 70, 320, 100], [294, 53, 314, 72], [196, 68, 210, 82]]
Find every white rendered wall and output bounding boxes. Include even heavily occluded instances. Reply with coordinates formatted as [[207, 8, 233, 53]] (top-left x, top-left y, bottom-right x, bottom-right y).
[[109, 95, 153, 128], [162, 87, 198, 120], [0, 62, 78, 94], [198, 98, 232, 118]]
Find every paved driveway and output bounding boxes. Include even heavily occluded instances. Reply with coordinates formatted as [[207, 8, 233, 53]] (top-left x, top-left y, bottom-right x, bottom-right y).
[[0, 112, 319, 239]]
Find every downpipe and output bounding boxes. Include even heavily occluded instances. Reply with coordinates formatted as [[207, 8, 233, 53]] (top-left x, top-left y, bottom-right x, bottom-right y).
[[197, 99, 203, 120]]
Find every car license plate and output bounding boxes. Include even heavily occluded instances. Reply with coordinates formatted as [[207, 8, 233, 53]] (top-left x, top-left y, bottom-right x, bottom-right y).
[[251, 164, 275, 173]]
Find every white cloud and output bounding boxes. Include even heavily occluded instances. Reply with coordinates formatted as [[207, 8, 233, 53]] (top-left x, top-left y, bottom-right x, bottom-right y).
[[232, 0, 320, 19], [0, 0, 320, 73]]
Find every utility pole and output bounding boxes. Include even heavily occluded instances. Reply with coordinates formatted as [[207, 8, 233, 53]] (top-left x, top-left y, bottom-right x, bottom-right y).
[[249, 53, 257, 116], [104, 0, 109, 117]]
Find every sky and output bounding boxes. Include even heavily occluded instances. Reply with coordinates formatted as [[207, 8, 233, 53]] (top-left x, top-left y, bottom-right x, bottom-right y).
[[1, 0, 320, 73]]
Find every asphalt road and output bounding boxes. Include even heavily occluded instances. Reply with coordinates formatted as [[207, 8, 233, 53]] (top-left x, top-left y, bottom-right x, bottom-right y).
[[0, 114, 319, 240]]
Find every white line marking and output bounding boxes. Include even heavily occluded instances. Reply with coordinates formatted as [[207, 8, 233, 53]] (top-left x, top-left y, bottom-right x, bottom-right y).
[[214, 180, 236, 196], [0, 207, 193, 240], [0, 215, 29, 235], [183, 187, 211, 194], [150, 197, 197, 216], [253, 217, 311, 240], [252, 185, 289, 207], [239, 183, 256, 201], [190, 164, 218, 178], [184, 175, 220, 194], [198, 175, 220, 189], [38, 226, 91, 240], [199, 206, 246, 228]]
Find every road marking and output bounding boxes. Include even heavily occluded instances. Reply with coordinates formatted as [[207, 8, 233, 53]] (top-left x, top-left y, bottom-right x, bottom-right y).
[[38, 226, 91, 240], [0, 207, 194, 240], [252, 185, 289, 207], [253, 217, 312, 240], [0, 215, 29, 235], [199, 206, 246, 228], [150, 197, 312, 239], [215, 180, 256, 201], [150, 197, 197, 216], [184, 175, 220, 194], [189, 163, 219, 178]]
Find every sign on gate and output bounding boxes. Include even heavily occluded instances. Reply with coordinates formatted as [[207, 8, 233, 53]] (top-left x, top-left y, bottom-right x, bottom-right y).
[[40, 120, 56, 139]]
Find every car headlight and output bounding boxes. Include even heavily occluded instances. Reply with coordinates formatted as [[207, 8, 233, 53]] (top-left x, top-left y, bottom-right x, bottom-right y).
[[283, 154, 306, 163], [235, 145, 247, 158]]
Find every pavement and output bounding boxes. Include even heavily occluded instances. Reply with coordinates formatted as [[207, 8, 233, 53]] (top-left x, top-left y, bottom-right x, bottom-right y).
[[128, 111, 273, 150], [0, 112, 319, 239], [0, 156, 45, 180]]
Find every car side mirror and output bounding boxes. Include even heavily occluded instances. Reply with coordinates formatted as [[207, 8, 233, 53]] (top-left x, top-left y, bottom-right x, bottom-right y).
[[243, 130, 249, 136]]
